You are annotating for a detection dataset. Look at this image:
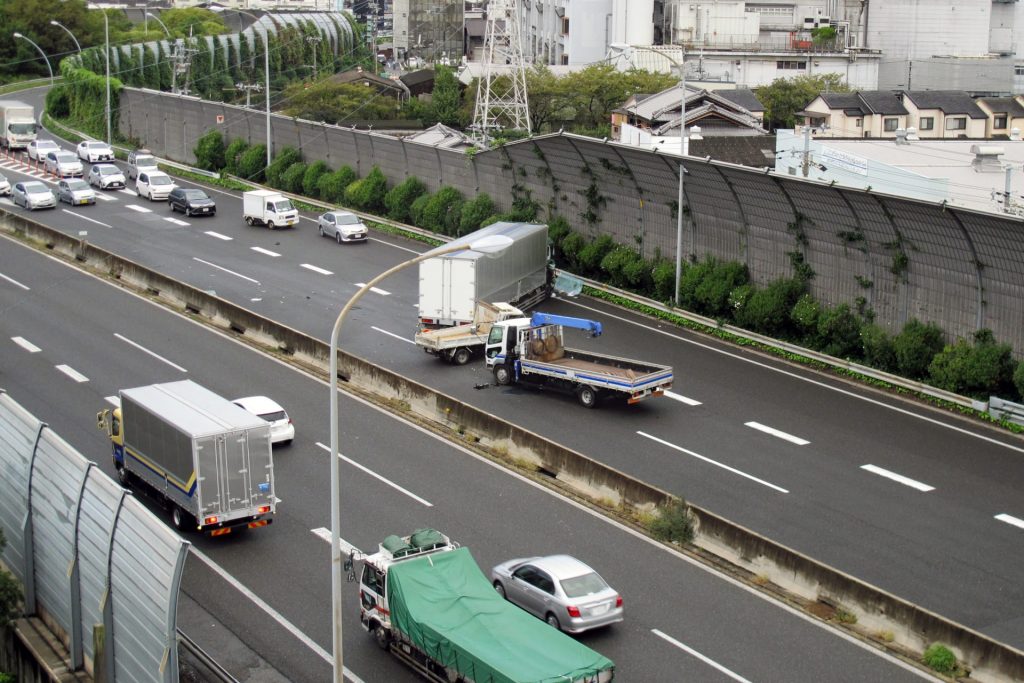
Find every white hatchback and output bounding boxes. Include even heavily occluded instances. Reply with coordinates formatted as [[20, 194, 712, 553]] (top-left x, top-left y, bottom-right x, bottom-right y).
[[28, 139, 59, 161], [232, 396, 295, 445], [135, 171, 176, 201]]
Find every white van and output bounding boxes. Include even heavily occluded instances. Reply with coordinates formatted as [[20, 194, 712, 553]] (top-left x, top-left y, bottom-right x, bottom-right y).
[[127, 148, 159, 180]]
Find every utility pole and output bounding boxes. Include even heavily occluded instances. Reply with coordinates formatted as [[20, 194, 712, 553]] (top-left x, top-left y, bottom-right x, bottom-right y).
[[171, 38, 197, 95], [802, 125, 811, 177], [236, 82, 262, 108], [306, 34, 322, 78], [1004, 166, 1013, 213]]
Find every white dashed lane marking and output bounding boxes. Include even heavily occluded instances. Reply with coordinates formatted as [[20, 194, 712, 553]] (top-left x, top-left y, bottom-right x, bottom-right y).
[[205, 231, 234, 240], [55, 364, 89, 383], [11, 336, 41, 353], [126, 204, 151, 213], [301, 264, 334, 276], [860, 464, 934, 492], [372, 327, 415, 344], [995, 514, 1024, 530], [0, 271, 30, 289], [745, 421, 810, 446], [354, 282, 390, 295], [665, 391, 701, 406], [251, 247, 280, 257], [165, 217, 189, 227]]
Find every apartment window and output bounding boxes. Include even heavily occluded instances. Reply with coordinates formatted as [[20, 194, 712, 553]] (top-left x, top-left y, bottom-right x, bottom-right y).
[[562, 17, 569, 35], [995, 115, 1008, 129], [884, 118, 899, 132], [919, 117, 934, 131], [776, 60, 806, 70], [855, 119, 862, 128], [945, 117, 967, 130], [561, 54, 569, 65], [1016, 65, 1024, 76]]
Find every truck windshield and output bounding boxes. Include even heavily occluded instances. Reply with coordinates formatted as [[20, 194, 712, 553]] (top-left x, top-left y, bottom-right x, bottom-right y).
[[9, 123, 36, 134], [487, 326, 503, 345], [272, 199, 294, 212]]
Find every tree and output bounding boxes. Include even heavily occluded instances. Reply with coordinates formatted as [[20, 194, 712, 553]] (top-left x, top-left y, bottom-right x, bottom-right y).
[[160, 8, 228, 38], [928, 329, 1017, 399], [0, 528, 22, 628], [193, 130, 226, 171], [893, 319, 945, 380], [384, 176, 427, 223], [429, 65, 462, 127], [281, 81, 399, 124], [756, 74, 849, 130], [524, 64, 573, 133]]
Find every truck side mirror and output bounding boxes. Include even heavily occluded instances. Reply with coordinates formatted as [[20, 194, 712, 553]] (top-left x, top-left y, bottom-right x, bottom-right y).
[[96, 410, 108, 431]]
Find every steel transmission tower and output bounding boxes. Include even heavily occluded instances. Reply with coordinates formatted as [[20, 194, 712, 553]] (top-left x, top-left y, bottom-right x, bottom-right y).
[[472, 0, 531, 143]]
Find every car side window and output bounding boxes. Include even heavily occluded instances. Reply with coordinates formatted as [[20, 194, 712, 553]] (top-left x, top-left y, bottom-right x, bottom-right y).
[[139, 173, 147, 183], [513, 566, 537, 584], [534, 571, 556, 595]]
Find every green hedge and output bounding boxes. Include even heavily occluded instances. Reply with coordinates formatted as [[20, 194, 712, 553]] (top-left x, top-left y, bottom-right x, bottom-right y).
[[302, 161, 330, 197], [345, 166, 387, 213], [385, 177, 427, 223], [266, 147, 302, 188], [318, 166, 358, 204], [193, 130, 226, 171], [236, 144, 267, 182]]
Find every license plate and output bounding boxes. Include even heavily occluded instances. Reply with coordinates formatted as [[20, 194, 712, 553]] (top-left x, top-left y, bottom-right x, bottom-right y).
[[202, 208, 209, 213], [286, 220, 295, 225], [590, 603, 609, 616], [78, 199, 89, 205]]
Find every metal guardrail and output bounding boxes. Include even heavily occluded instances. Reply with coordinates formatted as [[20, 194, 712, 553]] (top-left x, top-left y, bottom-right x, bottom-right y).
[[989, 396, 1024, 426]]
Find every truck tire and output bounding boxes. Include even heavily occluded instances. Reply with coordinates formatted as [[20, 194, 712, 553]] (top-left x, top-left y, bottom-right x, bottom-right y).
[[115, 463, 129, 486], [373, 625, 390, 650], [576, 385, 598, 409], [545, 612, 562, 631], [267, 220, 276, 230], [245, 216, 254, 226], [171, 506, 194, 532], [452, 347, 471, 366], [493, 364, 512, 386]]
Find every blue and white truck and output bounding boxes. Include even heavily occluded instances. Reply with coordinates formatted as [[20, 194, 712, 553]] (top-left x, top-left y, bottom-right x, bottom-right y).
[[484, 312, 673, 408]]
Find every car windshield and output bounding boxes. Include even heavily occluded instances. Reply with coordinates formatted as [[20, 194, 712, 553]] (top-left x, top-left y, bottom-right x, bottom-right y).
[[559, 572, 609, 598], [185, 190, 208, 199], [98, 166, 120, 175], [9, 123, 35, 134], [66, 180, 89, 190], [37, 141, 57, 150], [150, 175, 172, 186], [136, 155, 156, 166], [56, 153, 77, 162], [335, 214, 360, 225], [24, 183, 48, 193], [88, 142, 107, 149]]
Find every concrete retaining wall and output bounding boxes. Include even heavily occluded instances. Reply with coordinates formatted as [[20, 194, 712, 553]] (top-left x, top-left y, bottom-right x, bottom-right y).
[[3, 211, 1022, 682]]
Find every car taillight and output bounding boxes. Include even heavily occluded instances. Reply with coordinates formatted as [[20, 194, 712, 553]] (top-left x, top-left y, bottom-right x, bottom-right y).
[[204, 515, 219, 525], [566, 605, 581, 618], [615, 595, 623, 608], [288, 418, 293, 424]]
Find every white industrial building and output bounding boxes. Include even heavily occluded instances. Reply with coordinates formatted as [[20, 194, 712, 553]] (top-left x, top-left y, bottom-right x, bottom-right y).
[[775, 129, 1024, 216]]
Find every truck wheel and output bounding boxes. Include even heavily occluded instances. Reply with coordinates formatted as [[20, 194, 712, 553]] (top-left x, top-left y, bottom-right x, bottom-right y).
[[373, 625, 390, 650], [493, 581, 506, 599], [577, 385, 598, 409], [452, 347, 471, 366], [115, 463, 129, 486], [267, 221, 275, 230], [545, 613, 562, 631], [171, 506, 194, 532], [493, 364, 512, 386], [245, 216, 254, 226]]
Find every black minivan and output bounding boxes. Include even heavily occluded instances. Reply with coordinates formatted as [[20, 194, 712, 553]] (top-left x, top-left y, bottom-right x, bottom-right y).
[[168, 187, 217, 217]]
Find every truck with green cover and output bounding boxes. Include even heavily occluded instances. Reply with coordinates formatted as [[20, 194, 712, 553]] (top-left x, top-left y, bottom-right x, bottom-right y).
[[357, 529, 615, 682]]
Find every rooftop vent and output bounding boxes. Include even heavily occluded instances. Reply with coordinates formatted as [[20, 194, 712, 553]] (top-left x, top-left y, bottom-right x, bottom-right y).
[[1010, 127, 1021, 142], [906, 126, 919, 141], [894, 128, 910, 145], [971, 144, 1004, 173]]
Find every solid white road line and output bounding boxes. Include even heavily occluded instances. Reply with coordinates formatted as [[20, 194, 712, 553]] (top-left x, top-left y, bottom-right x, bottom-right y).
[[189, 548, 366, 683], [165, 217, 189, 227], [205, 231, 235, 241], [55, 364, 89, 383], [315, 442, 432, 506], [665, 390, 702, 406], [995, 513, 1024, 530], [0, 198, 13, 206], [310, 528, 364, 557], [0, 271, 30, 290], [651, 629, 753, 683], [354, 283, 390, 296], [113, 333, 188, 372], [251, 246, 281, 257], [302, 264, 334, 276], [745, 421, 810, 446], [125, 204, 151, 213], [63, 209, 112, 228], [371, 326, 416, 344], [11, 336, 41, 353], [860, 464, 935, 492], [638, 430, 790, 494], [193, 257, 261, 285]]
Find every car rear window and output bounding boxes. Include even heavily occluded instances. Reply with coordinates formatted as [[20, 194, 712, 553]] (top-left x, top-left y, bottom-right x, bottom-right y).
[[559, 572, 608, 598], [259, 410, 287, 422]]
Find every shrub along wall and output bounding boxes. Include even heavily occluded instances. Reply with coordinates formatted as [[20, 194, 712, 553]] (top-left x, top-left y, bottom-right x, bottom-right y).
[[192, 134, 1024, 403]]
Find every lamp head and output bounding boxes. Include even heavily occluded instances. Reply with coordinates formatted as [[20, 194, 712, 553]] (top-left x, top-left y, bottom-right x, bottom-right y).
[[13, 32, 23, 39], [49, 21, 59, 27]]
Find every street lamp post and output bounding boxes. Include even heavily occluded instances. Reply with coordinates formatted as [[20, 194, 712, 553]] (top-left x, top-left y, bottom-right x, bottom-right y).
[[50, 21, 82, 53], [327, 234, 513, 683], [145, 12, 172, 38], [213, 7, 271, 168], [13, 33, 53, 86]]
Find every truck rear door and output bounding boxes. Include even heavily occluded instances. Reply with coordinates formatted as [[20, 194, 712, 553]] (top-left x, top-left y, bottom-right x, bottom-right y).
[[197, 430, 256, 519]]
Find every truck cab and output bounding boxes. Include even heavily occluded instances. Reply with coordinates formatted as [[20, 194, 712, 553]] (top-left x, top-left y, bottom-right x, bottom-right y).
[[97, 407, 127, 484], [243, 189, 298, 229]]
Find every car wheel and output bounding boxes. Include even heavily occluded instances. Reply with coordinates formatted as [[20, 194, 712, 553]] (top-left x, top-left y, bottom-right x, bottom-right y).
[[336, 232, 342, 244], [545, 613, 562, 631], [452, 347, 471, 366], [136, 187, 141, 196], [577, 385, 598, 409], [373, 625, 390, 650], [184, 206, 191, 217], [493, 364, 512, 386], [493, 581, 506, 599], [318, 225, 325, 237]]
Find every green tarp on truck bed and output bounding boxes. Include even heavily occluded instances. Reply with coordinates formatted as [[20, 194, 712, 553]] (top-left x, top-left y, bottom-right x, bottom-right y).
[[387, 547, 614, 683]]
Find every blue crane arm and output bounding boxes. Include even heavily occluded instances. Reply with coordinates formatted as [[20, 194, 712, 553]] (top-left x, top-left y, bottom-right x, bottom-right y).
[[529, 312, 602, 337]]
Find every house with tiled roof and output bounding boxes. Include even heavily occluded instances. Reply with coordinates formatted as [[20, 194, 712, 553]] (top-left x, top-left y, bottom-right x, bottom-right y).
[[901, 91, 988, 139], [799, 91, 908, 138], [975, 97, 1024, 138]]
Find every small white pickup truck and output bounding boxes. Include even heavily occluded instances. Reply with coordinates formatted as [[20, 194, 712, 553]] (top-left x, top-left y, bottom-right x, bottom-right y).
[[415, 301, 523, 365], [243, 189, 299, 229]]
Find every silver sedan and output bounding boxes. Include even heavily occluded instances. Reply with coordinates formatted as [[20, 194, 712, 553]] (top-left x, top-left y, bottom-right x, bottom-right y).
[[317, 210, 368, 243], [491, 554, 623, 633], [57, 179, 96, 206]]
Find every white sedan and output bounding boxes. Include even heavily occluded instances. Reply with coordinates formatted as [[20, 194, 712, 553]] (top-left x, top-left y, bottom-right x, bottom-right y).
[[27, 139, 60, 162], [77, 140, 115, 163], [232, 396, 294, 445]]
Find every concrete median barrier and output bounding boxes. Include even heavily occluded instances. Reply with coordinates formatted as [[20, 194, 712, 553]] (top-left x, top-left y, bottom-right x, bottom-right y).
[[2, 210, 1022, 682]]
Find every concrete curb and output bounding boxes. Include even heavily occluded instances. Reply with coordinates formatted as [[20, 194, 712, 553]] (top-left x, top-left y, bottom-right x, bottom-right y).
[[3, 211, 1022, 682]]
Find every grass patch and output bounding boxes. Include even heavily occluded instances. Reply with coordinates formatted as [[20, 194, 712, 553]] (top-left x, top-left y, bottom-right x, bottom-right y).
[[922, 643, 959, 675], [834, 608, 858, 624], [649, 498, 695, 545], [874, 629, 894, 643]]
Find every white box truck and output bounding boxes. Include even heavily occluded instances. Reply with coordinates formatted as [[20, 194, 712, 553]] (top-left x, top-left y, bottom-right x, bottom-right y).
[[0, 100, 37, 150], [97, 380, 276, 536], [243, 189, 299, 229], [418, 222, 551, 328]]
